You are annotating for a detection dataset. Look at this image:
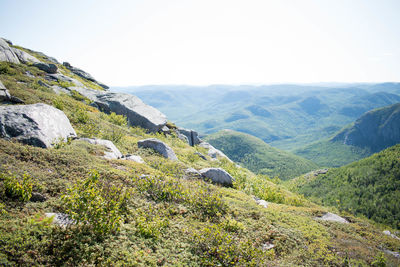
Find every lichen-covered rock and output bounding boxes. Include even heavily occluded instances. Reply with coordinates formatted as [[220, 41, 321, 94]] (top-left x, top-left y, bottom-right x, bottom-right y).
[[138, 138, 177, 160], [123, 154, 145, 163], [45, 213, 75, 228], [0, 38, 20, 63], [79, 138, 122, 159], [0, 103, 77, 148], [199, 168, 234, 186]]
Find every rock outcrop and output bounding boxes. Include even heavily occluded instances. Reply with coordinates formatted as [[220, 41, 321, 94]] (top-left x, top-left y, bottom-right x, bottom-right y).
[[79, 138, 122, 160], [11, 47, 41, 64], [0, 38, 20, 63], [70, 86, 167, 132], [0, 103, 77, 148], [176, 128, 201, 146], [199, 168, 234, 186], [198, 142, 232, 162], [184, 168, 202, 179], [33, 62, 58, 74], [138, 138, 177, 161]]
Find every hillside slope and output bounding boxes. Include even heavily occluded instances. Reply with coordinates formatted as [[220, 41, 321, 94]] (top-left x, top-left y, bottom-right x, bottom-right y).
[[0, 38, 399, 266], [288, 144, 400, 229], [205, 130, 318, 180], [296, 103, 400, 167]]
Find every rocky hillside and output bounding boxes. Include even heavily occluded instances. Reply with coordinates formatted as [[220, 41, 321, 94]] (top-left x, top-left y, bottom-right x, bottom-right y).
[[205, 130, 318, 180], [0, 38, 399, 266], [288, 144, 400, 229], [332, 103, 400, 152]]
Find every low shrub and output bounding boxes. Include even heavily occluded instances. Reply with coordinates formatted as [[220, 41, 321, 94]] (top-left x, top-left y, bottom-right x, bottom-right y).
[[1, 172, 33, 201], [61, 170, 130, 235]]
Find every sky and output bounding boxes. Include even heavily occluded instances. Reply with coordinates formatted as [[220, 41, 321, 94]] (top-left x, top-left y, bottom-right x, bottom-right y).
[[0, 0, 399, 86]]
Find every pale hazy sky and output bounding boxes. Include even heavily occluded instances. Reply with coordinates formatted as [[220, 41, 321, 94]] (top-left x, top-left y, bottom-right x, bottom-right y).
[[0, 0, 399, 86]]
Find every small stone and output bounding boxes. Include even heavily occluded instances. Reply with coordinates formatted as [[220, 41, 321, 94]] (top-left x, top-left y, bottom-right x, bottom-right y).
[[315, 212, 349, 224], [45, 213, 75, 228], [138, 138, 178, 161], [199, 168, 234, 187]]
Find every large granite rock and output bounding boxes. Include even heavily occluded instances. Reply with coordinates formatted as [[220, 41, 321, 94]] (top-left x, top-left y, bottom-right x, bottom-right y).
[[0, 38, 20, 63], [70, 86, 167, 132], [315, 212, 349, 223], [11, 48, 41, 64], [46, 74, 84, 87], [198, 142, 232, 162], [79, 138, 122, 159], [199, 168, 234, 186], [63, 62, 109, 89], [138, 138, 177, 161], [176, 128, 201, 146], [0, 103, 77, 148], [33, 62, 58, 74]]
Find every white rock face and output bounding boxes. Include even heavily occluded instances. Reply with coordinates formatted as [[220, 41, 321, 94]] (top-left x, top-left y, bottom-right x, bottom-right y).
[[199, 168, 234, 186], [79, 138, 122, 159], [383, 230, 400, 240], [0, 103, 77, 148], [198, 142, 232, 162], [11, 48, 41, 64], [0, 38, 20, 63], [315, 212, 349, 224], [68, 87, 167, 132], [138, 138, 178, 161]]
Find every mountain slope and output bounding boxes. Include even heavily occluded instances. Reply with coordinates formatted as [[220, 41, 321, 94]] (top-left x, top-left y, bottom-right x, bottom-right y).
[[332, 103, 400, 152], [205, 130, 318, 180], [288, 144, 400, 229], [296, 103, 400, 167], [0, 38, 399, 266]]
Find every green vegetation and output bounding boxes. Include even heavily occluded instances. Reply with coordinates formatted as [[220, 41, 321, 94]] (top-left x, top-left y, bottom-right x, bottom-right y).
[[205, 130, 318, 180], [295, 139, 371, 167], [0, 48, 399, 265], [288, 144, 400, 229], [1, 172, 33, 201]]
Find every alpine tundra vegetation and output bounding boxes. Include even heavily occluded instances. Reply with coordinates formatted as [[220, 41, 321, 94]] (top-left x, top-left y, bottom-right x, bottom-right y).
[[0, 38, 400, 266]]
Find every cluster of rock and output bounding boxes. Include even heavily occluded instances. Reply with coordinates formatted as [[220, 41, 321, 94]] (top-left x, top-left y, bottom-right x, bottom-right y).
[[63, 62, 109, 89], [0, 38, 57, 74]]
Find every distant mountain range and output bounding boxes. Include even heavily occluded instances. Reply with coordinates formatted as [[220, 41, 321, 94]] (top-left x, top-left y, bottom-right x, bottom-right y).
[[114, 83, 400, 153]]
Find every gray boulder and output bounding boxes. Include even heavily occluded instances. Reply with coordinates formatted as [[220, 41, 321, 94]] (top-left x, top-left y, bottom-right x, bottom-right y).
[[33, 62, 58, 74], [254, 196, 269, 208], [11, 48, 41, 64], [176, 128, 201, 146], [79, 138, 122, 159], [199, 168, 234, 186], [0, 38, 20, 63], [138, 138, 177, 161], [0, 103, 76, 148], [123, 154, 145, 163], [92, 91, 167, 132], [198, 142, 232, 162], [315, 212, 349, 223]]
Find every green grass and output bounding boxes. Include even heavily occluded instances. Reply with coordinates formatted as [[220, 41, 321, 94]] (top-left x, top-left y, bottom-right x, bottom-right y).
[[205, 130, 318, 180]]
